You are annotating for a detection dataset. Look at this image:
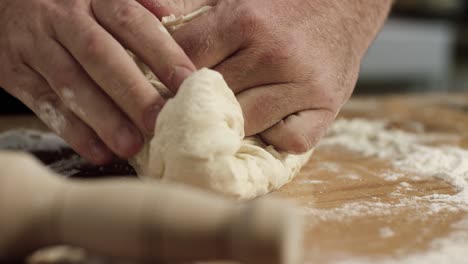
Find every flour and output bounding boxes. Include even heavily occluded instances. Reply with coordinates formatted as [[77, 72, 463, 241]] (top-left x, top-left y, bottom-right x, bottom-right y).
[[304, 199, 462, 223], [320, 119, 468, 200], [336, 218, 468, 264], [299, 179, 324, 185], [37, 102, 67, 135], [16, 118, 468, 264], [381, 171, 405, 181], [396, 146, 468, 192], [379, 227, 395, 238], [399, 182, 411, 188], [338, 173, 361, 180], [62, 88, 87, 118], [320, 119, 417, 158], [317, 118, 468, 209], [314, 118, 468, 264], [317, 162, 342, 173]]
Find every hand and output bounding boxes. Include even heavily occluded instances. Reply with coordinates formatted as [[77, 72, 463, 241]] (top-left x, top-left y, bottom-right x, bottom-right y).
[[147, 0, 392, 153], [0, 0, 196, 164]]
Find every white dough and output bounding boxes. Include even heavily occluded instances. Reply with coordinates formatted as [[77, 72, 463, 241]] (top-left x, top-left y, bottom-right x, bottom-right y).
[[131, 69, 312, 199], [129, 8, 313, 200]]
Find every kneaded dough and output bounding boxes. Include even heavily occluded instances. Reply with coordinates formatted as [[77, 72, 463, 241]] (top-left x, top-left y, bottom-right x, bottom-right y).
[[130, 8, 313, 200], [131, 69, 313, 199]]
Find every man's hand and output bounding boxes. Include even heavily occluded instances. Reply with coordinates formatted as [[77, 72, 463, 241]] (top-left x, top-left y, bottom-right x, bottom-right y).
[[0, 0, 195, 164], [148, 0, 392, 153]]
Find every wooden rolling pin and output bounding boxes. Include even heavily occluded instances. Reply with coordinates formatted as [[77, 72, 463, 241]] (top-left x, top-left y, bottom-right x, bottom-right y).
[[0, 152, 303, 264]]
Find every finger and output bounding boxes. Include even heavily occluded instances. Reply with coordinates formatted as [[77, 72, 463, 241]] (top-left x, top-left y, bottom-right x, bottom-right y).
[[213, 43, 301, 94], [259, 110, 335, 154], [237, 83, 316, 136], [171, 5, 243, 70], [53, 12, 165, 134], [172, 3, 296, 93], [10, 65, 114, 164], [93, 0, 196, 92], [136, 0, 217, 18], [27, 39, 143, 158]]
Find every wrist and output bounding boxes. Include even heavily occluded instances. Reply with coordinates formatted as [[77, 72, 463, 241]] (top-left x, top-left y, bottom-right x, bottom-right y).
[[306, 0, 392, 58], [338, 0, 393, 57]]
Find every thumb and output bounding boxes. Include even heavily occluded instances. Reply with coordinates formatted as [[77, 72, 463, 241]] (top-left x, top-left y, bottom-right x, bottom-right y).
[[259, 110, 336, 154]]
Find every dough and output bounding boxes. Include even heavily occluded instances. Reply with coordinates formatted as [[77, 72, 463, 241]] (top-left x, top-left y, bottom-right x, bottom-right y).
[[130, 8, 313, 200]]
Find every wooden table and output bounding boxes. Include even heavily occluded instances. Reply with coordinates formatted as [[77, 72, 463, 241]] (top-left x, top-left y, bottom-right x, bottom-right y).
[[2, 93, 468, 263], [288, 93, 468, 263]]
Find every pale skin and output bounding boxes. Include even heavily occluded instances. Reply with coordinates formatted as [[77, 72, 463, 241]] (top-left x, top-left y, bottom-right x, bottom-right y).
[[0, 0, 392, 164]]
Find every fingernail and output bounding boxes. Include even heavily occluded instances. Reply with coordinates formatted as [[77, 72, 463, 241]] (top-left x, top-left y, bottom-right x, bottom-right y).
[[145, 103, 164, 133], [89, 139, 112, 164], [172, 66, 194, 90], [115, 125, 143, 157]]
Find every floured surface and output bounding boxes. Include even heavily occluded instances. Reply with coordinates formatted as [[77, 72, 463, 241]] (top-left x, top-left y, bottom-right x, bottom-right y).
[[0, 118, 136, 178], [3, 94, 468, 263], [277, 94, 468, 263]]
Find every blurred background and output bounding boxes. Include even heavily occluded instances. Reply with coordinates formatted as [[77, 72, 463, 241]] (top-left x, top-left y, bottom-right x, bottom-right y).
[[0, 0, 467, 114], [357, 0, 467, 93]]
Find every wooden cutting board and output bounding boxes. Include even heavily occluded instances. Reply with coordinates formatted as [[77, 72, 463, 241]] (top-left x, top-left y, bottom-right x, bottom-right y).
[[282, 93, 468, 263], [2, 93, 468, 263]]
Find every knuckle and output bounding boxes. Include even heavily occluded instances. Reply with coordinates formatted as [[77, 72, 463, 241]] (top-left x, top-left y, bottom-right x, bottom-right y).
[[82, 30, 105, 58], [114, 80, 140, 100], [237, 3, 263, 27], [51, 71, 75, 91], [114, 2, 143, 28], [235, 2, 269, 36], [134, 0, 181, 17]]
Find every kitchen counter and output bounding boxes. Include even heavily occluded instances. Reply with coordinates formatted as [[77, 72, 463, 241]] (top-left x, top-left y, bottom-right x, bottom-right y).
[[2, 93, 468, 263]]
